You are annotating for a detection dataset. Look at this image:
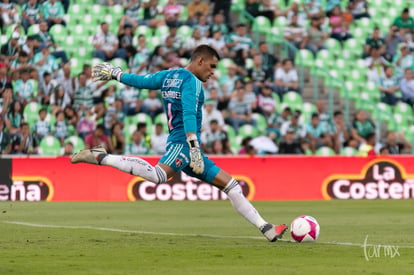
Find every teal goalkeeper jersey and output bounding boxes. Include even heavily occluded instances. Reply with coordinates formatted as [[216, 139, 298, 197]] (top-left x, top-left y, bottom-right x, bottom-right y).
[[120, 69, 204, 144]]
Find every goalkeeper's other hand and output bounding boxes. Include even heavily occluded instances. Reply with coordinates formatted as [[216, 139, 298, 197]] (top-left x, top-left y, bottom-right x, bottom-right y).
[[187, 134, 204, 174], [92, 62, 123, 82]]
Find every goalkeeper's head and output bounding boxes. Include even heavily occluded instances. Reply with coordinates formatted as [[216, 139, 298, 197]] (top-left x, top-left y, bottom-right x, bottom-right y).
[[188, 45, 221, 82]]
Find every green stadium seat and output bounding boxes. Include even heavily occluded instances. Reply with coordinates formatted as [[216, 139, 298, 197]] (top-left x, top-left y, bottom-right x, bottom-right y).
[[325, 38, 341, 55], [393, 102, 413, 122], [251, 113, 267, 135], [252, 16, 272, 34], [231, 0, 244, 12], [238, 124, 259, 138], [266, 26, 284, 45], [295, 49, 314, 68], [301, 102, 317, 123], [23, 102, 41, 126], [282, 91, 303, 111], [64, 135, 85, 152], [222, 124, 236, 141], [27, 24, 40, 35], [112, 58, 128, 71], [177, 25, 193, 39], [135, 25, 153, 38], [154, 113, 168, 132], [273, 16, 288, 28], [154, 25, 169, 38], [315, 146, 336, 156], [39, 136, 62, 156], [340, 147, 358, 156]]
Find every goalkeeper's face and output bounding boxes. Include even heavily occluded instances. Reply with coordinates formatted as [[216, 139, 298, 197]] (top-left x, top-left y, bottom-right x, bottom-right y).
[[196, 57, 218, 82]]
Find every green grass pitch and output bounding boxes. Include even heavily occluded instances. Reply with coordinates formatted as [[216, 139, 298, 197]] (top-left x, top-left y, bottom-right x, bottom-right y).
[[0, 200, 413, 274]]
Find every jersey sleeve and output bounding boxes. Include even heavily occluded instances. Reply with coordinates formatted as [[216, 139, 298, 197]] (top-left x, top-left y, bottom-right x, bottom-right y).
[[120, 71, 168, 90], [181, 73, 200, 134]]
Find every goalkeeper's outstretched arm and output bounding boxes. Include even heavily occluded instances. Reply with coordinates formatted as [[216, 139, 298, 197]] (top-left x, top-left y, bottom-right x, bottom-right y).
[[92, 62, 165, 90]]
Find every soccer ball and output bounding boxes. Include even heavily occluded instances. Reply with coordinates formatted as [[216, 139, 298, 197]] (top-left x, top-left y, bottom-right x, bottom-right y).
[[290, 215, 320, 243]]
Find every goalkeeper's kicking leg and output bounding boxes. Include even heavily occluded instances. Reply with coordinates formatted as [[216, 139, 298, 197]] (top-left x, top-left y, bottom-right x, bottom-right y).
[[71, 145, 287, 242]]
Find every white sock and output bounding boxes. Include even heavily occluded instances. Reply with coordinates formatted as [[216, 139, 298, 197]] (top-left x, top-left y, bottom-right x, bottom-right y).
[[223, 179, 267, 229], [100, 155, 167, 184]]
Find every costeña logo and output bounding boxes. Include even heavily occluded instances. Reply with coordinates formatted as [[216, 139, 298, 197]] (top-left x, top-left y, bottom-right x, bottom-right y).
[[128, 172, 255, 201], [322, 159, 414, 200], [0, 176, 54, 201]]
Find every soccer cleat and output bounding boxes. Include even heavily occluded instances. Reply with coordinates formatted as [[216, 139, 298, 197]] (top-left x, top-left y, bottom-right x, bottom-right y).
[[70, 145, 107, 165], [261, 223, 288, 242]]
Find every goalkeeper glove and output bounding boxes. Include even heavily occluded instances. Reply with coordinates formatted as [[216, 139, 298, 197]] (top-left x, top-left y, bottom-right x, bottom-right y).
[[92, 62, 123, 82], [187, 134, 204, 174]]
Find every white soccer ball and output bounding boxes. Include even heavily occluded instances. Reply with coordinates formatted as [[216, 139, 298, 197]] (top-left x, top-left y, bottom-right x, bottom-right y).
[[290, 215, 320, 243]]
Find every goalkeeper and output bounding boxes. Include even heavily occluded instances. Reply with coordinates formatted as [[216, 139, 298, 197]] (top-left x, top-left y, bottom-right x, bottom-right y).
[[71, 45, 287, 242]]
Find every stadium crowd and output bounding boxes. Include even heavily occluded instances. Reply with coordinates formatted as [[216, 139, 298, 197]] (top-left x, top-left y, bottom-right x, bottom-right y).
[[0, 0, 413, 156]]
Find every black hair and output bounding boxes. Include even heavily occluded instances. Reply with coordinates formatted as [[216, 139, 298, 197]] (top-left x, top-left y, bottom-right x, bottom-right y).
[[190, 44, 221, 62]]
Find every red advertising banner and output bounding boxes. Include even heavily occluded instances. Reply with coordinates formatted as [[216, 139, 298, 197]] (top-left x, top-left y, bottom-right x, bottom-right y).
[[1, 156, 414, 201]]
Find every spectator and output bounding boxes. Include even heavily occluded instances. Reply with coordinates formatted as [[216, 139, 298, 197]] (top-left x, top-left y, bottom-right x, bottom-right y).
[[11, 122, 38, 155], [280, 111, 307, 146], [200, 119, 228, 154], [348, 0, 369, 20], [273, 59, 300, 98], [10, 52, 37, 81], [363, 27, 385, 58], [150, 123, 168, 155], [256, 84, 276, 119], [283, 13, 312, 60], [21, 0, 41, 33], [73, 72, 94, 114], [0, 83, 12, 119], [219, 63, 239, 101], [406, 29, 414, 53], [163, 26, 183, 53], [84, 123, 114, 153], [315, 100, 335, 135], [141, 89, 163, 120], [378, 66, 401, 106], [125, 130, 149, 155], [118, 84, 141, 115], [328, 5, 352, 42], [54, 110, 68, 145], [182, 28, 209, 57], [384, 25, 404, 62], [92, 22, 127, 61], [208, 30, 229, 57], [365, 47, 386, 83], [0, 0, 20, 29], [163, 0, 183, 28], [187, 0, 209, 26], [0, 117, 11, 153], [351, 109, 376, 144], [400, 68, 414, 107], [64, 106, 79, 136], [247, 54, 272, 93], [76, 108, 95, 140], [38, 71, 54, 105], [33, 44, 59, 84], [136, 122, 151, 148], [393, 8, 414, 36], [211, 0, 231, 28], [103, 92, 125, 135], [202, 99, 224, 131], [303, 0, 324, 19], [306, 113, 332, 153], [56, 62, 75, 98], [211, 139, 232, 155], [244, 81, 258, 112], [306, 16, 328, 56], [0, 62, 11, 93], [381, 131, 412, 154], [258, 41, 278, 80], [117, 24, 134, 50], [33, 21, 68, 64], [194, 15, 210, 38], [0, 31, 21, 64], [227, 86, 255, 133], [225, 23, 254, 67], [238, 136, 255, 155], [147, 45, 170, 71], [130, 35, 150, 74], [120, 0, 141, 30], [110, 122, 125, 155], [267, 106, 292, 141], [332, 110, 352, 153], [138, 0, 165, 29], [278, 129, 304, 155], [358, 132, 377, 156], [5, 100, 24, 135], [40, 0, 66, 28], [392, 43, 414, 78], [210, 13, 229, 36], [33, 108, 51, 141], [284, 1, 308, 27], [62, 141, 74, 156], [13, 68, 37, 105]]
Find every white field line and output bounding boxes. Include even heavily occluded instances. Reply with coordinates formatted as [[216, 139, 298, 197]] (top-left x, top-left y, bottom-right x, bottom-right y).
[[4, 221, 414, 249]]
